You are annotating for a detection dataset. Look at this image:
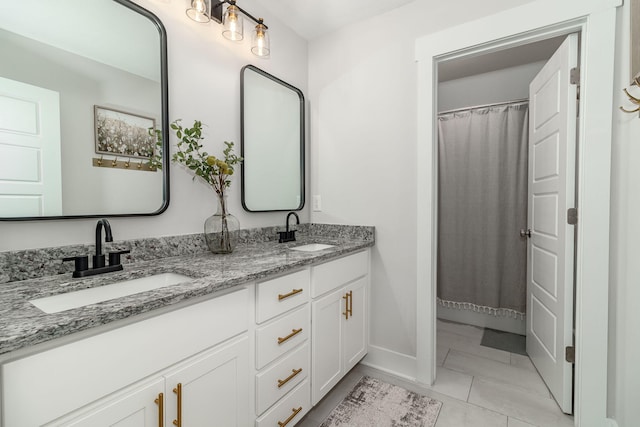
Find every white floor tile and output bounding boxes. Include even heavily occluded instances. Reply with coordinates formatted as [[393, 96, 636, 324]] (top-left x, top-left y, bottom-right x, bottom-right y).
[[437, 345, 450, 366], [468, 377, 573, 427], [437, 319, 485, 341], [430, 366, 472, 401], [510, 353, 536, 372], [508, 417, 537, 427], [435, 397, 508, 427], [438, 330, 511, 364], [444, 350, 550, 397]]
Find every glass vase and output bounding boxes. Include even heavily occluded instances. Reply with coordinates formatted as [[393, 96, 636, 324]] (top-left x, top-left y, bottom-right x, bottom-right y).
[[204, 195, 240, 254]]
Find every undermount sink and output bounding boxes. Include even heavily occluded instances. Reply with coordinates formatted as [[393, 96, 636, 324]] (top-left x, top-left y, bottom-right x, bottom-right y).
[[29, 273, 192, 314], [289, 243, 335, 252]]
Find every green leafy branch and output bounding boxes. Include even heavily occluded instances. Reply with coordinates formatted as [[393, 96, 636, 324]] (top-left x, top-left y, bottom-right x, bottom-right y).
[[169, 119, 243, 197]]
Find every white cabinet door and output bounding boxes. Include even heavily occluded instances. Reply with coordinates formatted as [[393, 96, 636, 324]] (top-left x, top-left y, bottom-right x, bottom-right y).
[[311, 287, 344, 405], [58, 379, 165, 427], [164, 337, 250, 427], [343, 277, 367, 372], [311, 278, 368, 406]]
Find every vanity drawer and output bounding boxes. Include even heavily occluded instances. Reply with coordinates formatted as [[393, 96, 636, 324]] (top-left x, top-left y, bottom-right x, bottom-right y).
[[256, 304, 310, 369], [256, 342, 310, 415], [256, 269, 310, 324], [256, 379, 310, 427], [311, 250, 368, 297]]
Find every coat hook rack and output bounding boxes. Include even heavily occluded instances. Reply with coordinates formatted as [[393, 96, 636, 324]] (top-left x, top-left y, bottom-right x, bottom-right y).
[[620, 76, 640, 115], [92, 157, 157, 172]]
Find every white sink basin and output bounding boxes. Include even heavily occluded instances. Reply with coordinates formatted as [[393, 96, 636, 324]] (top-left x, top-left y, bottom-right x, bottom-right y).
[[289, 243, 335, 252], [30, 273, 192, 314]]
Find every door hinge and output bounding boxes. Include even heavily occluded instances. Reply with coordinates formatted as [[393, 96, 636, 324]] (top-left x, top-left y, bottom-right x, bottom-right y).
[[567, 208, 578, 225], [565, 346, 575, 364], [570, 67, 580, 85]]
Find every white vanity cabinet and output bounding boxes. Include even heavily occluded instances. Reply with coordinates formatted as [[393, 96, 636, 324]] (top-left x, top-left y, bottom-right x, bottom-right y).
[[311, 250, 369, 405], [60, 337, 248, 427], [254, 269, 311, 427], [1, 288, 250, 427]]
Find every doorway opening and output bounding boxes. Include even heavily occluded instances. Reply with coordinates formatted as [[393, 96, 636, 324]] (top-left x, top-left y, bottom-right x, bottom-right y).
[[434, 32, 579, 417]]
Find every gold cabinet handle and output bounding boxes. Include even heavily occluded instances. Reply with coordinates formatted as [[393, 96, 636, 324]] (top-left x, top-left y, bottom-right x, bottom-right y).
[[172, 383, 182, 427], [277, 328, 303, 344], [154, 392, 164, 427], [348, 290, 353, 318], [277, 368, 303, 388], [278, 407, 303, 427], [343, 293, 350, 319], [278, 288, 303, 301]]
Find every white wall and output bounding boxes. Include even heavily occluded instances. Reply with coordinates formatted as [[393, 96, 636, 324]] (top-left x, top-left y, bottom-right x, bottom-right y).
[[310, 0, 637, 423], [0, 0, 309, 251], [609, 3, 640, 426], [438, 61, 545, 112], [308, 0, 535, 359]]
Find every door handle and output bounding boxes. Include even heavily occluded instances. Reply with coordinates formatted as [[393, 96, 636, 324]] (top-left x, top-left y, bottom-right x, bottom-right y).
[[520, 228, 532, 238]]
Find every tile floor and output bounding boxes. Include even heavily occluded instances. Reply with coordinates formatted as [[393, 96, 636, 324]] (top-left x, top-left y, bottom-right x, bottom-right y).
[[298, 320, 574, 427]]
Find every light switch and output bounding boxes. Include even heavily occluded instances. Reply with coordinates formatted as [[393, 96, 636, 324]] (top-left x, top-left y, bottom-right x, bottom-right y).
[[312, 195, 322, 211]]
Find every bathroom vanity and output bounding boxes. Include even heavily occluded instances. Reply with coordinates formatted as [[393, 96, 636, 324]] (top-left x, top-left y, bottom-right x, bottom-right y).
[[0, 227, 373, 426]]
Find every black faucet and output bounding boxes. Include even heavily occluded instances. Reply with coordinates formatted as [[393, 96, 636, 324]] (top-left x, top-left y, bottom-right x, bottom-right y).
[[63, 219, 130, 278], [94, 218, 113, 268], [278, 212, 300, 243]]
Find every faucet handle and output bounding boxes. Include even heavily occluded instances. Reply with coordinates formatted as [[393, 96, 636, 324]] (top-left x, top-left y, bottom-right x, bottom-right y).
[[62, 256, 89, 273], [108, 250, 130, 266]]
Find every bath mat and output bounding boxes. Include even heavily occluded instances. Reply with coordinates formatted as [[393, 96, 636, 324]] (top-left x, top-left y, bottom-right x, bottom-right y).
[[481, 328, 527, 355], [319, 376, 442, 427]]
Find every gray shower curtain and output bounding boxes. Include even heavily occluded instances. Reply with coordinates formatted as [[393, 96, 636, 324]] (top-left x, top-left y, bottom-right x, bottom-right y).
[[437, 102, 528, 317]]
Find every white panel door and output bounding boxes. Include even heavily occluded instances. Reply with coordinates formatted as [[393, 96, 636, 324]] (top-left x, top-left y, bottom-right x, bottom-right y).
[[526, 33, 578, 414], [0, 76, 62, 216]]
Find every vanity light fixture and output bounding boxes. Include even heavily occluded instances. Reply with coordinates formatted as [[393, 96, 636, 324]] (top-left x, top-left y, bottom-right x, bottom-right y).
[[185, 0, 270, 58]]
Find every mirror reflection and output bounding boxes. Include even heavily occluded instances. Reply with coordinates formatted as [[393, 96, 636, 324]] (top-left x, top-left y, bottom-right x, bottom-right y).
[[0, 0, 169, 220], [241, 65, 305, 212]]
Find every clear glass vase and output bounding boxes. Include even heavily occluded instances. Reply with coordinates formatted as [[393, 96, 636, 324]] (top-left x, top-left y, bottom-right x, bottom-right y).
[[204, 195, 240, 254]]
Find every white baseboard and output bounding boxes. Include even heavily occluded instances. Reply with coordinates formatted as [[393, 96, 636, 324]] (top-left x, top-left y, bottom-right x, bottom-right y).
[[605, 418, 619, 427], [360, 345, 417, 381]]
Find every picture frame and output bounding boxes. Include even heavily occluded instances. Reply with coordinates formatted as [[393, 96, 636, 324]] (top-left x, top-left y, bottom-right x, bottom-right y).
[[94, 105, 156, 159]]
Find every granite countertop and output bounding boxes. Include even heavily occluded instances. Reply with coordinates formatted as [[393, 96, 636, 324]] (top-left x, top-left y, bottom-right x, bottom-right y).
[[0, 235, 373, 357]]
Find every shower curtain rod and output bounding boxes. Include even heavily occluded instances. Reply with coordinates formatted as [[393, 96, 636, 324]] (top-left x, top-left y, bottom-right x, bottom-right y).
[[438, 98, 529, 116]]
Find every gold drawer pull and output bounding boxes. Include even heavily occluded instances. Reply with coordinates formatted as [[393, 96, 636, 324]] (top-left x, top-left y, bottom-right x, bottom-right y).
[[154, 392, 164, 427], [277, 368, 303, 388], [172, 383, 182, 427], [278, 406, 302, 427], [278, 288, 303, 301], [278, 328, 303, 344], [348, 290, 353, 317]]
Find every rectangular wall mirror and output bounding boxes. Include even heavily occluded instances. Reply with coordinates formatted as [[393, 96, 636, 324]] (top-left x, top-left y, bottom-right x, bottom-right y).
[[0, 0, 169, 220], [241, 65, 305, 212]]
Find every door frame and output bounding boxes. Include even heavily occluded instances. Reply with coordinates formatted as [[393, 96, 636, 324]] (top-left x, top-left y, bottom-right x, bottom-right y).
[[415, 1, 620, 425]]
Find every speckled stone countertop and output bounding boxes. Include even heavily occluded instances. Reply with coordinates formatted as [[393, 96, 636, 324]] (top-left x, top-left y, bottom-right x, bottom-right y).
[[0, 226, 373, 357]]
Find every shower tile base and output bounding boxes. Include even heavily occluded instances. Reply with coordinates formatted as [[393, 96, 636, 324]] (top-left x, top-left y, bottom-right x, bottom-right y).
[[481, 328, 527, 355]]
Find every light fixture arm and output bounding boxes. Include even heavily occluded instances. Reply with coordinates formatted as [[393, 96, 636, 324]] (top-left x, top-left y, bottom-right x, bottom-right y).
[[211, 0, 268, 28]]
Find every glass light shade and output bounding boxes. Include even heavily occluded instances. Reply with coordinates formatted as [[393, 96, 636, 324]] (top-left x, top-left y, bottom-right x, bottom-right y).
[[251, 22, 270, 57], [186, 0, 211, 23], [222, 5, 243, 41]]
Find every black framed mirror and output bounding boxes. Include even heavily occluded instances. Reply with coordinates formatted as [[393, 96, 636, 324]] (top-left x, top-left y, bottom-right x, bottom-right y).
[[0, 0, 169, 220], [241, 65, 305, 212]]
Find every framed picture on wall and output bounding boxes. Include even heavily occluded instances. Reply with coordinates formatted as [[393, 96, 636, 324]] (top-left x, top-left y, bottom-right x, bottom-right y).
[[94, 105, 156, 159]]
